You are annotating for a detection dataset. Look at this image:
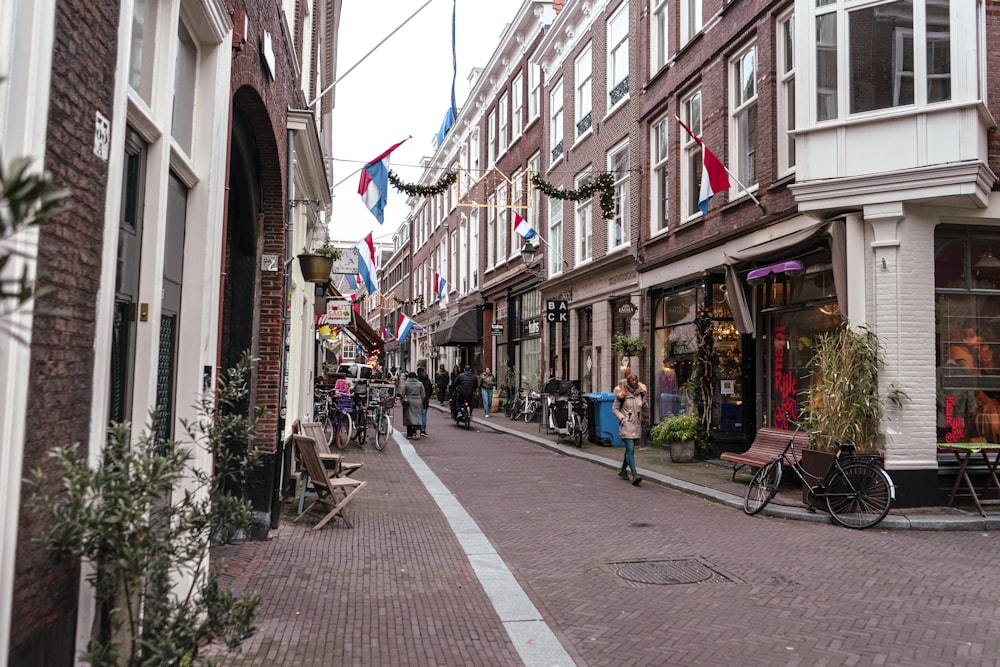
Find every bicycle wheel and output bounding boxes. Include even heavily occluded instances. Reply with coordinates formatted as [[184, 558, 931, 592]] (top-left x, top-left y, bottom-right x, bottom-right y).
[[354, 412, 367, 446], [825, 461, 892, 529], [743, 459, 783, 515], [524, 401, 537, 423], [322, 414, 334, 449], [505, 397, 517, 419], [374, 411, 389, 450], [334, 413, 351, 450], [573, 415, 584, 447]]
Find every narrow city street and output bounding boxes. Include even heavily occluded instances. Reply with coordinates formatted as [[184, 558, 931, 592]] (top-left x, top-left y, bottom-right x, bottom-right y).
[[211, 408, 1000, 666]]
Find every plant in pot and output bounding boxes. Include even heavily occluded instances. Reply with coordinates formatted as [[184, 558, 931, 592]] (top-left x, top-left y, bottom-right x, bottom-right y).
[[298, 240, 342, 283], [651, 413, 701, 463], [612, 334, 646, 377]]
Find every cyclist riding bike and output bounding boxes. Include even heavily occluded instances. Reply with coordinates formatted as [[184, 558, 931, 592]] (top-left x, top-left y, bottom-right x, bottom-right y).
[[449, 365, 477, 421]]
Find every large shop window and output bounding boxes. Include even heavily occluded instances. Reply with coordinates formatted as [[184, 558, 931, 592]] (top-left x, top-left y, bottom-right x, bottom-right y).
[[758, 249, 840, 429], [652, 283, 742, 429], [935, 228, 1000, 444]]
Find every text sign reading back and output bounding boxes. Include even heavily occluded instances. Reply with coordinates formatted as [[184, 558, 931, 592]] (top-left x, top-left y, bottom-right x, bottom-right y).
[[545, 299, 569, 323]]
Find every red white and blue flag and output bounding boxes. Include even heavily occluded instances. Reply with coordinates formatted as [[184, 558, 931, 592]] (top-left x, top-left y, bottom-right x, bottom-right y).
[[513, 213, 537, 240], [676, 117, 730, 215], [354, 233, 378, 295], [435, 272, 447, 299], [382, 326, 391, 341], [345, 272, 359, 291], [396, 312, 415, 343], [358, 139, 407, 224]]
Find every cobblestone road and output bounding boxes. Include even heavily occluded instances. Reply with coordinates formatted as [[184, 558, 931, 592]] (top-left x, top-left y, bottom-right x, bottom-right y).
[[209, 408, 1000, 666]]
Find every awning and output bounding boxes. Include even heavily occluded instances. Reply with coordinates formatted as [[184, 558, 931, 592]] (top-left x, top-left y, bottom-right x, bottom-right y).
[[348, 311, 382, 351], [723, 218, 847, 336], [432, 309, 481, 346]]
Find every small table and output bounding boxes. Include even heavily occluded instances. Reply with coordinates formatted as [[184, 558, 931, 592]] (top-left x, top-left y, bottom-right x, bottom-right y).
[[940, 443, 1000, 517]]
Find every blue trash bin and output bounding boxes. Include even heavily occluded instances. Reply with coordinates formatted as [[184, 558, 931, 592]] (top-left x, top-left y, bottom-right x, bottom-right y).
[[585, 392, 623, 447]]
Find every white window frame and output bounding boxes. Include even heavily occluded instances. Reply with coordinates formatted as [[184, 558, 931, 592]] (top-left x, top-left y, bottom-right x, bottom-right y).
[[498, 92, 509, 154], [528, 62, 541, 122], [650, 0, 669, 74], [650, 115, 670, 234], [776, 9, 796, 176], [575, 44, 593, 140], [575, 169, 593, 265], [549, 79, 564, 167], [681, 0, 702, 46], [729, 42, 758, 192], [608, 140, 630, 251], [486, 194, 496, 268], [680, 89, 703, 222], [548, 196, 564, 276], [497, 182, 510, 260], [487, 109, 497, 165], [607, 3, 629, 110], [512, 72, 524, 139]]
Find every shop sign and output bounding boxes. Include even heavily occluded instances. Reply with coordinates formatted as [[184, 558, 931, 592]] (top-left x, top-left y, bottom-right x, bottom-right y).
[[545, 299, 569, 322], [617, 301, 637, 316], [490, 323, 503, 336], [326, 298, 352, 325]]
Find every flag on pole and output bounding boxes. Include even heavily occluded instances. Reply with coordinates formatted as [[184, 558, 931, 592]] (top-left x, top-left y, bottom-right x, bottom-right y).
[[676, 117, 730, 215], [358, 139, 408, 223], [382, 326, 391, 341], [436, 0, 458, 145], [513, 212, 537, 240], [354, 233, 378, 295], [396, 312, 415, 343], [435, 272, 447, 299], [345, 273, 358, 290]]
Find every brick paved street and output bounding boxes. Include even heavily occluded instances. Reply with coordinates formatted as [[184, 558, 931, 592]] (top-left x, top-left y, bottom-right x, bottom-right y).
[[209, 406, 1000, 666]]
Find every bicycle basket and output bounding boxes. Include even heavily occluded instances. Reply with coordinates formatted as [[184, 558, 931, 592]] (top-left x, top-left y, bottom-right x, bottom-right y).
[[379, 394, 396, 409], [336, 392, 354, 413]]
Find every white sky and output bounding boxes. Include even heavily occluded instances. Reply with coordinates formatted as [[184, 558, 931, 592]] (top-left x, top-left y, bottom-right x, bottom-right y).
[[328, 0, 524, 247]]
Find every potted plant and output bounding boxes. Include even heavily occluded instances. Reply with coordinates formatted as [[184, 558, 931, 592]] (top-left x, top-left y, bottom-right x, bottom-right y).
[[298, 240, 342, 283], [612, 334, 646, 376], [651, 413, 701, 463]]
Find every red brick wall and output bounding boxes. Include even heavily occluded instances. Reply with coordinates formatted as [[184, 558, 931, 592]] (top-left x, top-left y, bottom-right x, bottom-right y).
[[12, 0, 119, 663]]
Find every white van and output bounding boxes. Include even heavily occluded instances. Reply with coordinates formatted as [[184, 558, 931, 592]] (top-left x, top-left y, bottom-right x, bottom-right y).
[[337, 363, 372, 387]]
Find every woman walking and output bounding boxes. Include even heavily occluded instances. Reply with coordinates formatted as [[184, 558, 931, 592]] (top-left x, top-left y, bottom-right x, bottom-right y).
[[478, 367, 496, 418], [435, 365, 450, 404], [400, 372, 425, 439], [417, 367, 433, 436], [611, 372, 648, 486]]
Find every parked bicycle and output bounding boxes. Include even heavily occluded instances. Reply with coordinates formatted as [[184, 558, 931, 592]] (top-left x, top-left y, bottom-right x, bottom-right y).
[[314, 387, 336, 448], [329, 389, 355, 450], [367, 382, 395, 450], [742, 420, 895, 529], [565, 389, 589, 447], [350, 381, 370, 447], [521, 390, 541, 423], [504, 388, 525, 420]]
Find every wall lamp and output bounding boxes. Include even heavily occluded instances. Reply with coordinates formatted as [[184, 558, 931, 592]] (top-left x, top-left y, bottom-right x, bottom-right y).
[[520, 241, 545, 276], [746, 260, 805, 285]]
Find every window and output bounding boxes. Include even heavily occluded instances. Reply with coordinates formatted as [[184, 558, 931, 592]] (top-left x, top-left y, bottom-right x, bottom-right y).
[[575, 44, 593, 138], [550, 80, 564, 164], [575, 169, 593, 264], [497, 182, 509, 259], [777, 10, 796, 175], [487, 109, 497, 165], [816, 9, 838, 121], [730, 44, 758, 189], [172, 20, 197, 154], [498, 92, 509, 152], [128, 0, 158, 102], [681, 0, 702, 45], [651, 116, 670, 233], [469, 210, 479, 289], [527, 152, 540, 238], [607, 3, 629, 108], [926, 0, 951, 103], [528, 62, 541, 121], [548, 197, 563, 275], [680, 91, 703, 220], [487, 194, 496, 267], [512, 72, 524, 138], [650, 0, 669, 74], [849, 0, 914, 113], [608, 141, 629, 250]]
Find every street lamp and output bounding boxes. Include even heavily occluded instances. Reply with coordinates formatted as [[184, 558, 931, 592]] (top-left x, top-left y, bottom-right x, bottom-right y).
[[520, 241, 537, 266]]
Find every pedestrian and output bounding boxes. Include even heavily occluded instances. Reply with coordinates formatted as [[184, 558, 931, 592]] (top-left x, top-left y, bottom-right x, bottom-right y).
[[417, 367, 433, 436], [611, 372, 648, 486], [400, 372, 425, 439], [450, 364, 460, 386], [478, 366, 496, 418], [435, 364, 450, 404], [450, 365, 477, 420]]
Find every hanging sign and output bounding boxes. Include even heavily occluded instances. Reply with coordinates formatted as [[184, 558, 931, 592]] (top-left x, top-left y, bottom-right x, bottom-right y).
[[326, 298, 352, 325]]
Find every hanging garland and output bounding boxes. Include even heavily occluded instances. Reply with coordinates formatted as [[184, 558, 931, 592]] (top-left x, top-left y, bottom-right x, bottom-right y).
[[388, 170, 457, 197], [530, 172, 616, 219]]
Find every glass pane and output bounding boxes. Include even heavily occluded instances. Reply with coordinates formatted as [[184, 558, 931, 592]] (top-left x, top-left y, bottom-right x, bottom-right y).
[[926, 0, 951, 103], [935, 238, 967, 289], [849, 0, 914, 114], [816, 13, 838, 121], [781, 16, 795, 74]]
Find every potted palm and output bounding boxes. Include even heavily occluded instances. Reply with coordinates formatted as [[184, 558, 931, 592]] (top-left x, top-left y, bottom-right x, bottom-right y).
[[651, 413, 700, 463], [298, 240, 341, 283]]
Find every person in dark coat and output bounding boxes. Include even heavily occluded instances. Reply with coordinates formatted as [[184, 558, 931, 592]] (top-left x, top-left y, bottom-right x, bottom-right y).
[[435, 365, 450, 404], [417, 367, 433, 436], [400, 372, 425, 439], [450, 365, 478, 419]]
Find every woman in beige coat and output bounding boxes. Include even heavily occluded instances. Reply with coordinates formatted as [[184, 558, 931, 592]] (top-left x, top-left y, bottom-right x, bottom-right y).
[[611, 373, 648, 485]]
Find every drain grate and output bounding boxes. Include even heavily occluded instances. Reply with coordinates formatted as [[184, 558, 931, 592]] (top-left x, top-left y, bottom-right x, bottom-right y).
[[606, 558, 733, 587]]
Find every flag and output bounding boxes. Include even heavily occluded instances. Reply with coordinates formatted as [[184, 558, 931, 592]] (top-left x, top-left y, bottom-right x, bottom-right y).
[[396, 312, 415, 343], [358, 139, 408, 223], [435, 272, 447, 299], [513, 213, 537, 240], [382, 326, 390, 341], [436, 0, 458, 145], [676, 117, 730, 215], [354, 233, 378, 295], [345, 273, 358, 290]]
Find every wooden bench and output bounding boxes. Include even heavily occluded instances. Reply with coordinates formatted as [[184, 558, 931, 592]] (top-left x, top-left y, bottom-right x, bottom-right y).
[[720, 428, 809, 480]]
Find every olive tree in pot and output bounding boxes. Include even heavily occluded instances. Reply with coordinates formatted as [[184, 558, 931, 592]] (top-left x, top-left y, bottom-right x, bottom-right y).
[[650, 413, 701, 463]]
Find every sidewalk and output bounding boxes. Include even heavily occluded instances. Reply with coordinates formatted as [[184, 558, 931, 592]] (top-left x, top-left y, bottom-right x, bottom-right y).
[[451, 404, 1000, 531]]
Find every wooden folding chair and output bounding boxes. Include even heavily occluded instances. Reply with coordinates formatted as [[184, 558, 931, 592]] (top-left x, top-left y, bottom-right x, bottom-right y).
[[292, 435, 367, 530], [293, 422, 364, 514]]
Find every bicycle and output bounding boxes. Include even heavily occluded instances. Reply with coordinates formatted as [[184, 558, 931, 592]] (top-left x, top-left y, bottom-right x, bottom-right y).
[[367, 382, 395, 450], [314, 387, 336, 448], [505, 389, 524, 420], [742, 420, 895, 529], [455, 397, 472, 430], [565, 390, 589, 448], [521, 390, 541, 423], [330, 390, 355, 450]]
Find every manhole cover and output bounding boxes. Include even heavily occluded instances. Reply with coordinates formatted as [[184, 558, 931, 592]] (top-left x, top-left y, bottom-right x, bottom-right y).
[[608, 558, 732, 586]]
